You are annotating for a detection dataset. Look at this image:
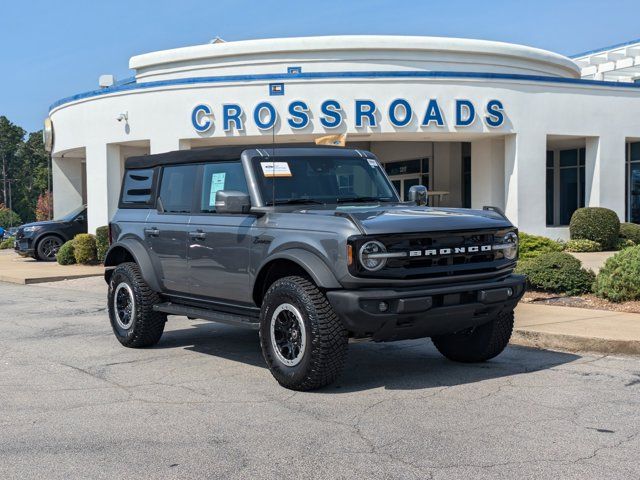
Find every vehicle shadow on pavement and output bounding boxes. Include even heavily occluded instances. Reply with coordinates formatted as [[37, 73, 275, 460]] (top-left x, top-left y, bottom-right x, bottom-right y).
[[156, 320, 581, 393]]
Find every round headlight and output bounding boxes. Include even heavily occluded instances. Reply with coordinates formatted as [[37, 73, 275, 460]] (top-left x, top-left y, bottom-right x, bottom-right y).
[[359, 241, 387, 271], [502, 232, 518, 260]]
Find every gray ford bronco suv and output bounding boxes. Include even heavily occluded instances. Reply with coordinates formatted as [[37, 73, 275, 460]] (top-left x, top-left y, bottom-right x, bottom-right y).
[[105, 146, 525, 391]]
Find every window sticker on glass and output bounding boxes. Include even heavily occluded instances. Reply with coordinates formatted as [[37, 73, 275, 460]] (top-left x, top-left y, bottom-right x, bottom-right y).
[[367, 158, 378, 168], [209, 172, 226, 206], [260, 162, 292, 177]]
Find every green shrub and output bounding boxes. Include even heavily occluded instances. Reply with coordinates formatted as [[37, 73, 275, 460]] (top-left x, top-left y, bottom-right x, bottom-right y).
[[516, 251, 595, 295], [569, 207, 620, 250], [518, 232, 564, 259], [73, 234, 97, 264], [56, 240, 76, 265], [0, 205, 21, 227], [619, 223, 640, 245], [0, 237, 15, 250], [95, 226, 109, 263], [593, 245, 640, 302], [615, 238, 636, 250], [564, 239, 602, 252]]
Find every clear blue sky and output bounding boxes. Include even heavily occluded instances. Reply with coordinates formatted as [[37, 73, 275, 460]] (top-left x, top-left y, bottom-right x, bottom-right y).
[[1, 0, 638, 133]]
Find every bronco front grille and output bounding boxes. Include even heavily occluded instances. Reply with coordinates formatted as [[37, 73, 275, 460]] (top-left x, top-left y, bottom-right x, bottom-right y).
[[350, 229, 516, 280]]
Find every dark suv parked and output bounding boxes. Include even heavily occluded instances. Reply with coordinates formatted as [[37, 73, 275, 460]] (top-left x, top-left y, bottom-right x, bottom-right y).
[[105, 147, 525, 390], [14, 206, 87, 261]]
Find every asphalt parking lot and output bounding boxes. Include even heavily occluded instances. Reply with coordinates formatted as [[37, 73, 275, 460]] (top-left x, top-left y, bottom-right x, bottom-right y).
[[1, 278, 639, 479]]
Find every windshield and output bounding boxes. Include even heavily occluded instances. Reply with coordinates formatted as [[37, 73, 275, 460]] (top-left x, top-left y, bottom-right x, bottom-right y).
[[54, 205, 86, 222], [251, 156, 398, 206]]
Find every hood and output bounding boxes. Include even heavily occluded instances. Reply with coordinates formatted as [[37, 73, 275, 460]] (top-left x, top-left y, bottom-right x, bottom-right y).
[[300, 205, 513, 235], [20, 219, 67, 229]]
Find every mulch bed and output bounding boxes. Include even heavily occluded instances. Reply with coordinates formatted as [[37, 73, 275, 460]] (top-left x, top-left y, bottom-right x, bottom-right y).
[[522, 291, 640, 314]]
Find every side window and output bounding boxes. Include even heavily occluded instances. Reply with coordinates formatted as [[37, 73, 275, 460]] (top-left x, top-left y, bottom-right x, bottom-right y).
[[200, 162, 248, 213], [159, 165, 198, 213], [121, 168, 155, 206]]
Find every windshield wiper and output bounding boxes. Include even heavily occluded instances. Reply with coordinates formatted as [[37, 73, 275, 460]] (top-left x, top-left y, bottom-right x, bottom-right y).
[[267, 199, 326, 206], [336, 196, 392, 203]]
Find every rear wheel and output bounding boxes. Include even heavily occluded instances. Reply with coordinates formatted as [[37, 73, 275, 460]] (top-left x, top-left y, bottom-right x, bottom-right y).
[[36, 235, 62, 261], [431, 310, 514, 363], [259, 276, 348, 391], [107, 262, 166, 348]]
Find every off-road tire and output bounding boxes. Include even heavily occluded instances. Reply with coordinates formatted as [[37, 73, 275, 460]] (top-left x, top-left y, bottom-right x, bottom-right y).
[[259, 276, 348, 391], [431, 310, 514, 363], [108, 262, 166, 348], [36, 235, 62, 261]]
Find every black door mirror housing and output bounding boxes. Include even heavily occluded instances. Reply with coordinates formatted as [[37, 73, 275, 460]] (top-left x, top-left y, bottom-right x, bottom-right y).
[[215, 190, 251, 214], [408, 185, 428, 206]]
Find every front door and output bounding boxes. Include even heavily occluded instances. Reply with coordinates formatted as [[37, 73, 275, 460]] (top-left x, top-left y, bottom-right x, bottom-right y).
[[188, 161, 254, 305], [390, 175, 421, 201], [145, 164, 198, 294]]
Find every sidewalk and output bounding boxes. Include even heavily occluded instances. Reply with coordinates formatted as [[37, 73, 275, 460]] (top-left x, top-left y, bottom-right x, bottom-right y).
[[0, 250, 103, 284], [513, 303, 640, 355], [567, 251, 615, 274]]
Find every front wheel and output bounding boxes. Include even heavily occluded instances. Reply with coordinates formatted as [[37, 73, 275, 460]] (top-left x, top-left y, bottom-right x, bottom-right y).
[[107, 262, 166, 348], [431, 310, 514, 363], [36, 235, 62, 261], [259, 276, 348, 391]]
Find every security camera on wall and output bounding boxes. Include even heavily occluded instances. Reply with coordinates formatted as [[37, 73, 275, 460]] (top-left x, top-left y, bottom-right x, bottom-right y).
[[116, 112, 128, 123]]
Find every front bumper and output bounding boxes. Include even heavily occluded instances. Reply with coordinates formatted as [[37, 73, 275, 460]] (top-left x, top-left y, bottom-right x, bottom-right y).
[[326, 274, 526, 342], [14, 237, 35, 257]]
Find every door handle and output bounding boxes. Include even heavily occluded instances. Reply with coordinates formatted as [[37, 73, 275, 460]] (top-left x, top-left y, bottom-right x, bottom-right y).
[[189, 230, 206, 240], [144, 227, 160, 237]]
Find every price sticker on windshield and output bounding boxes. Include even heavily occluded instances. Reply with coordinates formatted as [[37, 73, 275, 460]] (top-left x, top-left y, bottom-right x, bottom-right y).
[[260, 162, 292, 177], [367, 159, 378, 168]]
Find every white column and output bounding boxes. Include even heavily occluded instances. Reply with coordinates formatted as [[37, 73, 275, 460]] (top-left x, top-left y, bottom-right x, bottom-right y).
[[471, 138, 505, 210], [52, 155, 84, 217], [85, 143, 123, 233], [584, 135, 626, 219], [504, 132, 547, 234], [150, 138, 191, 154]]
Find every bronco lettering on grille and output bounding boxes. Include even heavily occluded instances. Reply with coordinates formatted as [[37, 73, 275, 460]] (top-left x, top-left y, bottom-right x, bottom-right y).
[[411, 245, 494, 257]]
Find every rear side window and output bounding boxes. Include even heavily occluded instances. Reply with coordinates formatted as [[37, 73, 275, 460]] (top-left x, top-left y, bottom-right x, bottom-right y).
[[121, 169, 155, 206], [159, 165, 198, 213], [200, 162, 248, 213]]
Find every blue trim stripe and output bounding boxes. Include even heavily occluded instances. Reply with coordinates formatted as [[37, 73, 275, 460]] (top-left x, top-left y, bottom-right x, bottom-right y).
[[570, 37, 640, 59], [49, 69, 640, 111]]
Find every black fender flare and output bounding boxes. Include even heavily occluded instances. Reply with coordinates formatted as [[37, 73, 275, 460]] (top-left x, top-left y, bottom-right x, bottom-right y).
[[255, 248, 342, 290], [103, 239, 162, 292]]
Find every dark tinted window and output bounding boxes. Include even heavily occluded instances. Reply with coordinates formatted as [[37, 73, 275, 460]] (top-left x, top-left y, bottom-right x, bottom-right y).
[[159, 165, 198, 213], [121, 169, 154, 205], [200, 162, 248, 212]]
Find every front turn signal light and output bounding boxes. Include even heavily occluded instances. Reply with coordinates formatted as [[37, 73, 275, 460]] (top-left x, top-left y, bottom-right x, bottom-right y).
[[347, 244, 353, 266]]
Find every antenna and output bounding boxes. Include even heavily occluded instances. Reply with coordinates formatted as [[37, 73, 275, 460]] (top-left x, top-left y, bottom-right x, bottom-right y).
[[271, 115, 276, 207]]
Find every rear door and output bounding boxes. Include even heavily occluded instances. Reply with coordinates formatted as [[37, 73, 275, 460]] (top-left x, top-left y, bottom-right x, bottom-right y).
[[188, 161, 255, 305], [145, 164, 198, 294]]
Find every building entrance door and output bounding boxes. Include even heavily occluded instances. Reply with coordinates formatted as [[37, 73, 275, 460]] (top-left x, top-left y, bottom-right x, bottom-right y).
[[390, 175, 421, 201]]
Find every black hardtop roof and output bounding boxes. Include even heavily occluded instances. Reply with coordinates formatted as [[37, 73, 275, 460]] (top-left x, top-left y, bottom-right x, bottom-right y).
[[124, 145, 375, 169]]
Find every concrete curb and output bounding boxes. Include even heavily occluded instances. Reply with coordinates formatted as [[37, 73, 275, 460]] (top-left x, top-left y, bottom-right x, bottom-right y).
[[511, 329, 640, 356], [0, 272, 103, 285]]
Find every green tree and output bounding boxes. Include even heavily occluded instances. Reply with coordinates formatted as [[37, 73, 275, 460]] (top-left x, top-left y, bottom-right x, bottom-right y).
[[0, 116, 26, 212], [14, 130, 49, 222]]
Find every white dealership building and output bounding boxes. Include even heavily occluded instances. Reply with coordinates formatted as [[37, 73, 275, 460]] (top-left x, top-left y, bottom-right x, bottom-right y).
[[47, 35, 640, 237]]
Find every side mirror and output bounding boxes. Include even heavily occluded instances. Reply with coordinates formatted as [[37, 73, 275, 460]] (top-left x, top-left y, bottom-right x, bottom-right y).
[[215, 190, 251, 214], [408, 185, 428, 206]]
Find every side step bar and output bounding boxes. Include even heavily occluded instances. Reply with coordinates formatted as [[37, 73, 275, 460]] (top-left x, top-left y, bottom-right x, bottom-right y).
[[153, 302, 260, 330]]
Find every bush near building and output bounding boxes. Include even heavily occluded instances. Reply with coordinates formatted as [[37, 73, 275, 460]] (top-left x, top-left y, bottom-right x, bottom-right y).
[[73, 234, 97, 264], [518, 232, 564, 259], [619, 222, 640, 245], [56, 240, 76, 265], [593, 246, 640, 302], [569, 207, 620, 250], [0, 204, 21, 228], [0, 237, 15, 249], [95, 226, 109, 263], [516, 251, 595, 295], [615, 238, 636, 250], [564, 239, 602, 252]]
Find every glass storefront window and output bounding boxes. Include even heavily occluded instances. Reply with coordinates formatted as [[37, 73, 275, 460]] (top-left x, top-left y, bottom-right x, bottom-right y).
[[627, 142, 640, 224], [547, 148, 586, 226]]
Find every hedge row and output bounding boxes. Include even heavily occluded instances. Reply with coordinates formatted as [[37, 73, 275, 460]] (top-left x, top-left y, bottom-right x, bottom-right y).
[[55, 226, 109, 265]]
